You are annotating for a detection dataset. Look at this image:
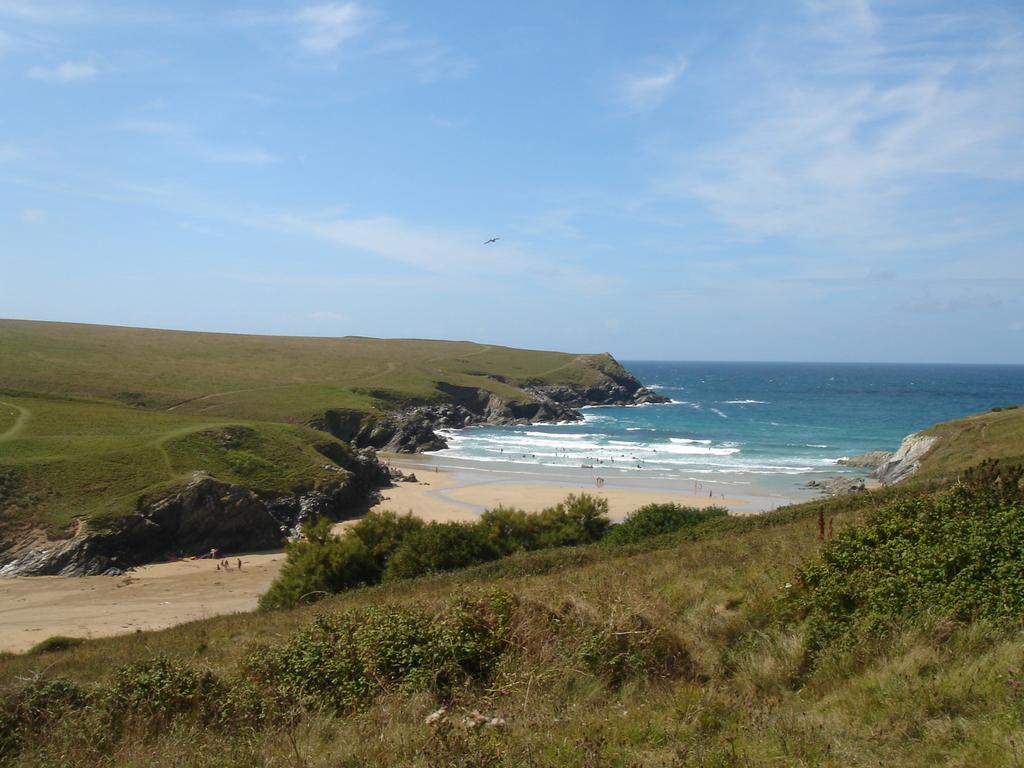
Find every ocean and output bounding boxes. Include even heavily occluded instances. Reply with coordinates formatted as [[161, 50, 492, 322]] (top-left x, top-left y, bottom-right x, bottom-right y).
[[427, 362, 1024, 501]]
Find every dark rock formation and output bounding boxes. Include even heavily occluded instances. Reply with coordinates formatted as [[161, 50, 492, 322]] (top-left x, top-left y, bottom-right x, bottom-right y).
[[0, 447, 390, 577], [312, 362, 669, 454], [837, 451, 893, 470], [805, 476, 874, 496]]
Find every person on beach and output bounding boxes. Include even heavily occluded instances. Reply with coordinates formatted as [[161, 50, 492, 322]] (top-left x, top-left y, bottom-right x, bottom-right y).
[[237, 558, 242, 570]]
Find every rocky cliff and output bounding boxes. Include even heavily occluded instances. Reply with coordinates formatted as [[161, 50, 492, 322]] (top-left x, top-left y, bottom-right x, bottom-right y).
[[871, 433, 938, 485], [312, 365, 668, 453], [0, 448, 389, 577]]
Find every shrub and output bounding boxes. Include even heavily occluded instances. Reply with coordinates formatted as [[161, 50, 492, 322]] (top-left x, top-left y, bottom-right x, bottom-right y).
[[348, 510, 425, 570], [603, 503, 728, 545], [533, 493, 611, 548], [261, 494, 617, 607], [245, 591, 518, 712], [0, 678, 89, 759], [794, 461, 1024, 664], [104, 656, 226, 730], [259, 518, 378, 610], [477, 505, 543, 554], [383, 522, 501, 582], [28, 635, 85, 655]]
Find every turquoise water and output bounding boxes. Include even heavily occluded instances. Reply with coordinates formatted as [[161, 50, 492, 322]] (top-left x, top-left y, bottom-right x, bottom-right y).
[[429, 362, 1024, 495]]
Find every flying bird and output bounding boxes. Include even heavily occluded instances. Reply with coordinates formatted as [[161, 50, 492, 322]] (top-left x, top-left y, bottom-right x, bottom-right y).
[[483, 237, 500, 245]]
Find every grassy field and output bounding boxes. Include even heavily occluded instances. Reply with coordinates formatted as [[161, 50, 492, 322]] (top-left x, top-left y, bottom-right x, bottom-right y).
[[914, 406, 1024, 483], [0, 319, 629, 535], [0, 393, 352, 535], [0, 319, 617, 422], [1, 484, 1021, 767]]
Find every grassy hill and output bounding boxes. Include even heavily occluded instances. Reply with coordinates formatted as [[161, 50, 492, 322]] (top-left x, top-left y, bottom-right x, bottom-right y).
[[0, 319, 621, 422], [0, 320, 634, 537], [911, 405, 1024, 484], [1, 474, 1021, 767]]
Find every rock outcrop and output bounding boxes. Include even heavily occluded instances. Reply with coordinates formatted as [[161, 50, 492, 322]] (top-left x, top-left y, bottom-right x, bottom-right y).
[[312, 363, 669, 454], [0, 448, 389, 577], [837, 451, 894, 470], [805, 476, 881, 496], [808, 432, 938, 498], [872, 433, 937, 485]]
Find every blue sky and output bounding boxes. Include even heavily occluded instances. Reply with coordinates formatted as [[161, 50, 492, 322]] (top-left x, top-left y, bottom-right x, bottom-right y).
[[1, 0, 1022, 363]]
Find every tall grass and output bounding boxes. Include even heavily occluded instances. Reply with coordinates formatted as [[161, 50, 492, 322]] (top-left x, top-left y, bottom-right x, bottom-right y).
[[3, 471, 1023, 766]]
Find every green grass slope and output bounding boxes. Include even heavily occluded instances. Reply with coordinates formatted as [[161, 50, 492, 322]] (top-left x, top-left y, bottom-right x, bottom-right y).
[[911, 405, 1024, 484], [0, 393, 351, 535], [0, 319, 619, 422], [2, 477, 1021, 767]]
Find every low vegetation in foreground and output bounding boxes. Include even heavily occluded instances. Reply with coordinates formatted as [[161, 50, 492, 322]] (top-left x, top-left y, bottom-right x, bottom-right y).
[[260, 498, 726, 609], [2, 462, 1023, 767]]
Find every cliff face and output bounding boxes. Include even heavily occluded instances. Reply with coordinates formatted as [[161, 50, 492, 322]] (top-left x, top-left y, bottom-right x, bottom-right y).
[[311, 362, 669, 453], [872, 433, 938, 485], [0, 448, 389, 577]]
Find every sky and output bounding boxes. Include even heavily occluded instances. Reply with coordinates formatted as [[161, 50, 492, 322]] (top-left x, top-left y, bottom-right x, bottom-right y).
[[1, 0, 1023, 363]]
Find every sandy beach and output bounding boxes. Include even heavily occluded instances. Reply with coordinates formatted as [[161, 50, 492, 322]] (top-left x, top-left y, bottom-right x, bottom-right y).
[[372, 454, 754, 522], [0, 458, 782, 653], [0, 552, 285, 654]]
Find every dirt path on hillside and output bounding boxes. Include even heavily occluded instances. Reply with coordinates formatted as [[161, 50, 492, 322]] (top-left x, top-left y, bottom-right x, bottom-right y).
[[0, 401, 31, 443]]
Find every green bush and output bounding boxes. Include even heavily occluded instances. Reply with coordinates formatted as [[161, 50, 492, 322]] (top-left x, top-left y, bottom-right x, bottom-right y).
[[795, 461, 1024, 664], [477, 505, 544, 554], [0, 678, 89, 759], [259, 518, 378, 610], [105, 656, 226, 729], [260, 494, 644, 608], [532, 493, 611, 547], [383, 522, 501, 582], [27, 635, 85, 655], [603, 503, 728, 545], [348, 510, 425, 570], [245, 592, 518, 712]]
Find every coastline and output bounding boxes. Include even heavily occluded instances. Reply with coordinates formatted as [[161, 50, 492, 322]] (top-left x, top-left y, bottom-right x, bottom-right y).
[[376, 453, 808, 519]]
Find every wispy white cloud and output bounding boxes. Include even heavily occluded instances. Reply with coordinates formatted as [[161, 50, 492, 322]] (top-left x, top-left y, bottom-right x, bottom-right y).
[[17, 208, 47, 223], [232, 3, 470, 82], [296, 2, 368, 53], [0, 1, 170, 25], [407, 39, 473, 83], [279, 212, 518, 275], [120, 119, 277, 166], [0, 0, 89, 23], [804, 0, 878, 39], [663, 5, 1024, 245], [617, 57, 687, 111], [904, 292, 1003, 314], [27, 59, 96, 82]]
